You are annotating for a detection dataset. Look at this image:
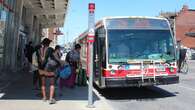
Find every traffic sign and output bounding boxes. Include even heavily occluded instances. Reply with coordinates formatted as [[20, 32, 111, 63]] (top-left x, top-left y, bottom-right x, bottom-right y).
[[89, 3, 95, 13]]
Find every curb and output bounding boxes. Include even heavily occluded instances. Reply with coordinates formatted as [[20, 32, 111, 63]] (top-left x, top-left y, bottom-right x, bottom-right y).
[[86, 81, 113, 110]]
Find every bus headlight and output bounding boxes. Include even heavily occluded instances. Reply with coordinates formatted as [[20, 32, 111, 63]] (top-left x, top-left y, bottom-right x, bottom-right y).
[[169, 67, 174, 72], [110, 69, 115, 75]]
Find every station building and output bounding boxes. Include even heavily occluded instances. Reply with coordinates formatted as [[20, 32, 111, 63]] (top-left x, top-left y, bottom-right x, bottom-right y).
[[0, 0, 69, 72]]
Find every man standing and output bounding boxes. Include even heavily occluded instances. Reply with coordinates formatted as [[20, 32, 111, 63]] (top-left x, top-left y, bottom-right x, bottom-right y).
[[25, 41, 34, 63]]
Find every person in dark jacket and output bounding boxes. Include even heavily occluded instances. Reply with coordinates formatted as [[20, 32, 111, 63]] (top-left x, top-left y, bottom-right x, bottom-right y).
[[25, 41, 34, 63], [32, 45, 42, 90]]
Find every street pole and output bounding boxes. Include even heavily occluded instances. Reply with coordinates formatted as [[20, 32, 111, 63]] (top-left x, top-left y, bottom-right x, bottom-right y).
[[87, 3, 95, 108]]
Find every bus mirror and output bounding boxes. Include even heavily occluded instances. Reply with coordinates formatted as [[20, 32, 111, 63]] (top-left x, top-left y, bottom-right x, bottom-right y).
[[97, 27, 105, 38], [98, 34, 105, 38]]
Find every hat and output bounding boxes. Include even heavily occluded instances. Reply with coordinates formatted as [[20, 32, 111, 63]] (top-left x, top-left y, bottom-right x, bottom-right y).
[[41, 38, 52, 46], [55, 45, 61, 50], [75, 44, 81, 49]]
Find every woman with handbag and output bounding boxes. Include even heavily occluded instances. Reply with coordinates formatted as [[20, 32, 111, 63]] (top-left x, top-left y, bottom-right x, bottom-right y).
[[62, 44, 81, 88], [53, 45, 65, 85]]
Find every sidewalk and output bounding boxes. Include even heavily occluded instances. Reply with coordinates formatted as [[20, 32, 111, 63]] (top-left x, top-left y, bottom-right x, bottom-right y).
[[0, 70, 23, 92], [0, 71, 113, 110]]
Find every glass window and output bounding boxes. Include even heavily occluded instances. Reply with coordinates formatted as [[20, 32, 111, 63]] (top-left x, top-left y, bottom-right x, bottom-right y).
[[108, 29, 175, 64], [0, 8, 8, 57], [106, 18, 169, 30]]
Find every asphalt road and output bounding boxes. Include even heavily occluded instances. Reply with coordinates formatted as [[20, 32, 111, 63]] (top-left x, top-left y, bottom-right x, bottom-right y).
[[96, 60, 195, 110]]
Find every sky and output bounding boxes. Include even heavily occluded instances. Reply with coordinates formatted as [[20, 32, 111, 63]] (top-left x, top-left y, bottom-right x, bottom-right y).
[[57, 0, 194, 45]]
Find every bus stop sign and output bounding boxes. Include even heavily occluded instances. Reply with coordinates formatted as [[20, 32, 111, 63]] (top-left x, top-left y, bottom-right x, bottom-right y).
[[88, 29, 95, 43], [89, 3, 95, 13]]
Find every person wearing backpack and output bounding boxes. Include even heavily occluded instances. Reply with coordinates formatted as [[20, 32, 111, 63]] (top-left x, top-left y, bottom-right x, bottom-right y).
[[37, 38, 57, 104]]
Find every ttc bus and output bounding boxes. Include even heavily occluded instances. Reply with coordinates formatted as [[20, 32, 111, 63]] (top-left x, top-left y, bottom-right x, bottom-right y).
[[76, 16, 179, 88]]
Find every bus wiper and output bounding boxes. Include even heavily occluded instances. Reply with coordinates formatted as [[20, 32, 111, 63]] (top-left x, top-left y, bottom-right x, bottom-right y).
[[160, 54, 175, 64], [113, 62, 128, 65], [165, 58, 175, 63]]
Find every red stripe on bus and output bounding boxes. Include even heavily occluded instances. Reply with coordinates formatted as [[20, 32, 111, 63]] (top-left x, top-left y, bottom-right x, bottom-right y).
[[102, 68, 177, 77]]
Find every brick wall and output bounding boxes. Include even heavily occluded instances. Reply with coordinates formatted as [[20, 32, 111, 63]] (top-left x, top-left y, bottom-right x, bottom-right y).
[[175, 6, 195, 49]]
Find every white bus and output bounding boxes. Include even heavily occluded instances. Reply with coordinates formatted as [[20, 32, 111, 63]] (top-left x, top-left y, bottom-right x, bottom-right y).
[[77, 16, 179, 88]]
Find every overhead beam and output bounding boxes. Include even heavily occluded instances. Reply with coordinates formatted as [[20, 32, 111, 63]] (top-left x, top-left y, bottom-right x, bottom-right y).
[[54, 0, 57, 9], [54, 0, 57, 19], [40, 19, 64, 25], [32, 9, 66, 15], [41, 23, 64, 28], [23, 0, 33, 8], [42, 19, 64, 24], [36, 14, 62, 22], [40, 0, 45, 8], [40, 0, 50, 19]]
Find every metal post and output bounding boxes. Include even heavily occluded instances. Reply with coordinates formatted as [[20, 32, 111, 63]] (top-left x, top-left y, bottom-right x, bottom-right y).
[[87, 3, 95, 108], [88, 42, 94, 108]]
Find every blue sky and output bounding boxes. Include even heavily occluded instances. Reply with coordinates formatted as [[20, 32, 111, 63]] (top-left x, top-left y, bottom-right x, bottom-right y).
[[58, 0, 194, 45]]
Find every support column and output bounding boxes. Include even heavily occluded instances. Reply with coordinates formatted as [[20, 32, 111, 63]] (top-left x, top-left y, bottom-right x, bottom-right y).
[[25, 9, 34, 42], [11, 0, 24, 70], [38, 24, 42, 44], [3, 0, 16, 70], [33, 17, 41, 45]]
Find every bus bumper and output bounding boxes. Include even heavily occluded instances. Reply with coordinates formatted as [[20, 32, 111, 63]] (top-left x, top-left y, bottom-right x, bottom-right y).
[[104, 75, 179, 88]]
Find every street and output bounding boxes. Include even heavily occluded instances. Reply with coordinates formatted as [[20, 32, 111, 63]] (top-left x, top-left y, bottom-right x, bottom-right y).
[[95, 60, 195, 110]]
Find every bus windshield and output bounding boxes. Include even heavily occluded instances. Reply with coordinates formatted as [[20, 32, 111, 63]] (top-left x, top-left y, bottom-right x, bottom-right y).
[[108, 29, 175, 64]]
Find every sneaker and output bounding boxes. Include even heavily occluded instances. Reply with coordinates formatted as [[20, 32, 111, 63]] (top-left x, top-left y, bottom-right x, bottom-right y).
[[42, 97, 47, 102], [49, 98, 56, 104]]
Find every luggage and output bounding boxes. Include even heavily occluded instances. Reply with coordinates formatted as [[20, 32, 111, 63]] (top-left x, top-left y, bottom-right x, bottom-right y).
[[77, 68, 87, 86], [59, 65, 71, 79]]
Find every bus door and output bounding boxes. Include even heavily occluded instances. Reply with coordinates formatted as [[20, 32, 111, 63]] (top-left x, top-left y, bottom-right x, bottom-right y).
[[94, 27, 106, 86]]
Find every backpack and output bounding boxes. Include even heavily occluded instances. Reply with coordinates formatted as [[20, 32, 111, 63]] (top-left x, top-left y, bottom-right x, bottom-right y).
[[39, 47, 54, 68], [65, 51, 71, 63]]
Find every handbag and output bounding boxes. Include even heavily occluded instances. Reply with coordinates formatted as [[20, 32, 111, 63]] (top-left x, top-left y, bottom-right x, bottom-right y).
[[38, 69, 55, 77], [45, 57, 58, 72], [47, 57, 57, 67], [59, 64, 71, 79]]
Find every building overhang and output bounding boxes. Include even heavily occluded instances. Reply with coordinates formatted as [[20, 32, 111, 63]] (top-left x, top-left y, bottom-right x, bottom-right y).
[[24, 0, 69, 28]]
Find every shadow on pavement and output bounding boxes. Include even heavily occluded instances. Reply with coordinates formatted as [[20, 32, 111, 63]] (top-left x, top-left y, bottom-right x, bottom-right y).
[[96, 85, 177, 101], [0, 73, 99, 101]]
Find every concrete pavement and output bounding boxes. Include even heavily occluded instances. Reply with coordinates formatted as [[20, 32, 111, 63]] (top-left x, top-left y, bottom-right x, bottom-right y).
[[0, 71, 113, 110]]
